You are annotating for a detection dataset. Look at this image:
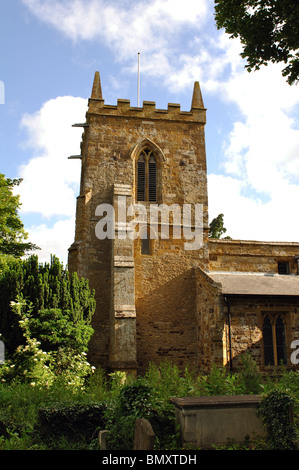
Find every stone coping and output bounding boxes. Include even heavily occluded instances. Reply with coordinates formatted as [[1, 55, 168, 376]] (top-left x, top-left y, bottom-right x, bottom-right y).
[[208, 239, 299, 247], [170, 395, 262, 409]]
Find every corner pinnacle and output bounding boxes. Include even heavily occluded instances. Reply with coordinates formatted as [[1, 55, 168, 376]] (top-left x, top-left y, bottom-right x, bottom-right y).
[[191, 81, 204, 109], [91, 71, 103, 99]]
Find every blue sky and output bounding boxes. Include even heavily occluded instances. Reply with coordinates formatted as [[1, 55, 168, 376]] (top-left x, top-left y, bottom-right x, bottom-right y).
[[1, 0, 299, 265]]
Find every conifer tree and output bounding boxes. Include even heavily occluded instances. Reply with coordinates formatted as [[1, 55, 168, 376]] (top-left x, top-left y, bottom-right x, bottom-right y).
[[0, 255, 96, 356], [209, 213, 231, 239]]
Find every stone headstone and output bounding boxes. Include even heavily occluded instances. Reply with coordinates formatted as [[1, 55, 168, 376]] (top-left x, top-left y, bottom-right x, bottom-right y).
[[99, 430, 109, 450], [134, 418, 155, 450]]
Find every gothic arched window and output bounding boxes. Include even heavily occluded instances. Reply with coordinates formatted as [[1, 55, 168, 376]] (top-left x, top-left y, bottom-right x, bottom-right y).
[[137, 148, 157, 202], [263, 314, 287, 366]]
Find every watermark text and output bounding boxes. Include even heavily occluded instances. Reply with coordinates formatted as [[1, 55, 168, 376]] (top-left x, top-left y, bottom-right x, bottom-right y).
[[0, 81, 4, 104], [95, 197, 204, 251], [291, 340, 299, 365]]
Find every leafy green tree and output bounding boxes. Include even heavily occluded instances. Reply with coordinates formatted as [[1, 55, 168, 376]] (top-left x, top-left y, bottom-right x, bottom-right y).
[[209, 213, 231, 239], [215, 0, 299, 85], [0, 173, 38, 258], [0, 255, 96, 355]]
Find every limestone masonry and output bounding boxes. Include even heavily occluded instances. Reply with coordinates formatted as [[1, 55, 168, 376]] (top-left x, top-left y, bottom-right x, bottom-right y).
[[68, 72, 299, 375]]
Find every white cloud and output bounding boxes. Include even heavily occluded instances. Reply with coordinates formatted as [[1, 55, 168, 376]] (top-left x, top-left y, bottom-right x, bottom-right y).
[[20, 0, 237, 91], [28, 217, 76, 265], [17, 96, 87, 264], [19, 96, 87, 217], [21, 0, 299, 247], [22, 0, 209, 58], [218, 63, 299, 209], [21, 0, 214, 94], [208, 174, 299, 243], [162, 30, 245, 93], [199, 43, 299, 244]]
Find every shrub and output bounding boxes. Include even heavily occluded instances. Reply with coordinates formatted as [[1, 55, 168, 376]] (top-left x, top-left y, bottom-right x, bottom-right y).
[[104, 378, 154, 450], [0, 300, 95, 389], [34, 402, 105, 448], [258, 389, 298, 450], [195, 364, 244, 396], [145, 360, 201, 400], [238, 352, 263, 394]]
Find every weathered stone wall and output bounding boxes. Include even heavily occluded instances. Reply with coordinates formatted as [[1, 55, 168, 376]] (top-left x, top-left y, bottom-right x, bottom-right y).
[[68, 72, 299, 374], [194, 267, 299, 372], [69, 76, 210, 370], [194, 268, 226, 371], [209, 239, 299, 274], [135, 262, 199, 374], [224, 295, 299, 370]]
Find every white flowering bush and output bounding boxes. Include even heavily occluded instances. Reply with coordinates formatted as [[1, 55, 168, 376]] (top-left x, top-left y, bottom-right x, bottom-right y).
[[49, 349, 95, 390], [0, 338, 55, 388], [0, 299, 94, 390]]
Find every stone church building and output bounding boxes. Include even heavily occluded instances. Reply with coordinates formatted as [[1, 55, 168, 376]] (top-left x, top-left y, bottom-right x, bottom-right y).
[[68, 72, 299, 375]]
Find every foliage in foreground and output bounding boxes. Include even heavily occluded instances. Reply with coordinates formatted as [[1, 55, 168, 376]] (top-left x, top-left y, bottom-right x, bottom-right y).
[[0, 283, 297, 451], [0, 254, 96, 356], [0, 356, 298, 450], [257, 389, 298, 450], [0, 297, 95, 388]]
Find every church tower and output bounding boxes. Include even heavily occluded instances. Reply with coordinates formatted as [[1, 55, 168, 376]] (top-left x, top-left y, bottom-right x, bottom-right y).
[[68, 72, 209, 374]]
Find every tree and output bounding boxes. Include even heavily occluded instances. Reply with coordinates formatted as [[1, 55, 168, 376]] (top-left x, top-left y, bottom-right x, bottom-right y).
[[214, 0, 299, 85], [209, 213, 231, 239], [0, 173, 38, 258], [0, 255, 96, 355]]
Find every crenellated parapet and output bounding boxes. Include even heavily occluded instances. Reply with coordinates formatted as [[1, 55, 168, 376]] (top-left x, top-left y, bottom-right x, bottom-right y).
[[87, 98, 206, 123], [86, 71, 206, 123]]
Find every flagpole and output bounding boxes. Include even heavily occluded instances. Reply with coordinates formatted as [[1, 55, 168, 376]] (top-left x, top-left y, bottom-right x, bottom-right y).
[[137, 52, 140, 107]]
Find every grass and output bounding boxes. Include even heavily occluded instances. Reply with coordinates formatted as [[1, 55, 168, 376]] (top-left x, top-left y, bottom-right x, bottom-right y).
[[0, 359, 298, 450]]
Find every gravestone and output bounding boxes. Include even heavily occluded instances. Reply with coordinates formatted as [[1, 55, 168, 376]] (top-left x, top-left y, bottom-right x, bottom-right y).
[[134, 418, 155, 450]]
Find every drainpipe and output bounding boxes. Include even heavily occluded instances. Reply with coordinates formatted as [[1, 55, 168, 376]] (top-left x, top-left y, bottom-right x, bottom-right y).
[[224, 296, 233, 373], [295, 255, 299, 275]]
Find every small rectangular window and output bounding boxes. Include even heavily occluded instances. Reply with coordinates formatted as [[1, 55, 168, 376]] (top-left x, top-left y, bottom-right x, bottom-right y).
[[141, 237, 150, 255], [278, 261, 289, 275]]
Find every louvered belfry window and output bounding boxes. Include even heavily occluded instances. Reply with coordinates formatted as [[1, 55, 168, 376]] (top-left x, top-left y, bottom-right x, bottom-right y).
[[148, 155, 157, 202], [137, 148, 157, 202], [137, 154, 146, 201]]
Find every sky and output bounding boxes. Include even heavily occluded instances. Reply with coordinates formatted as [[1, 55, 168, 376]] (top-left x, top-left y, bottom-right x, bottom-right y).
[[1, 0, 299, 265]]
